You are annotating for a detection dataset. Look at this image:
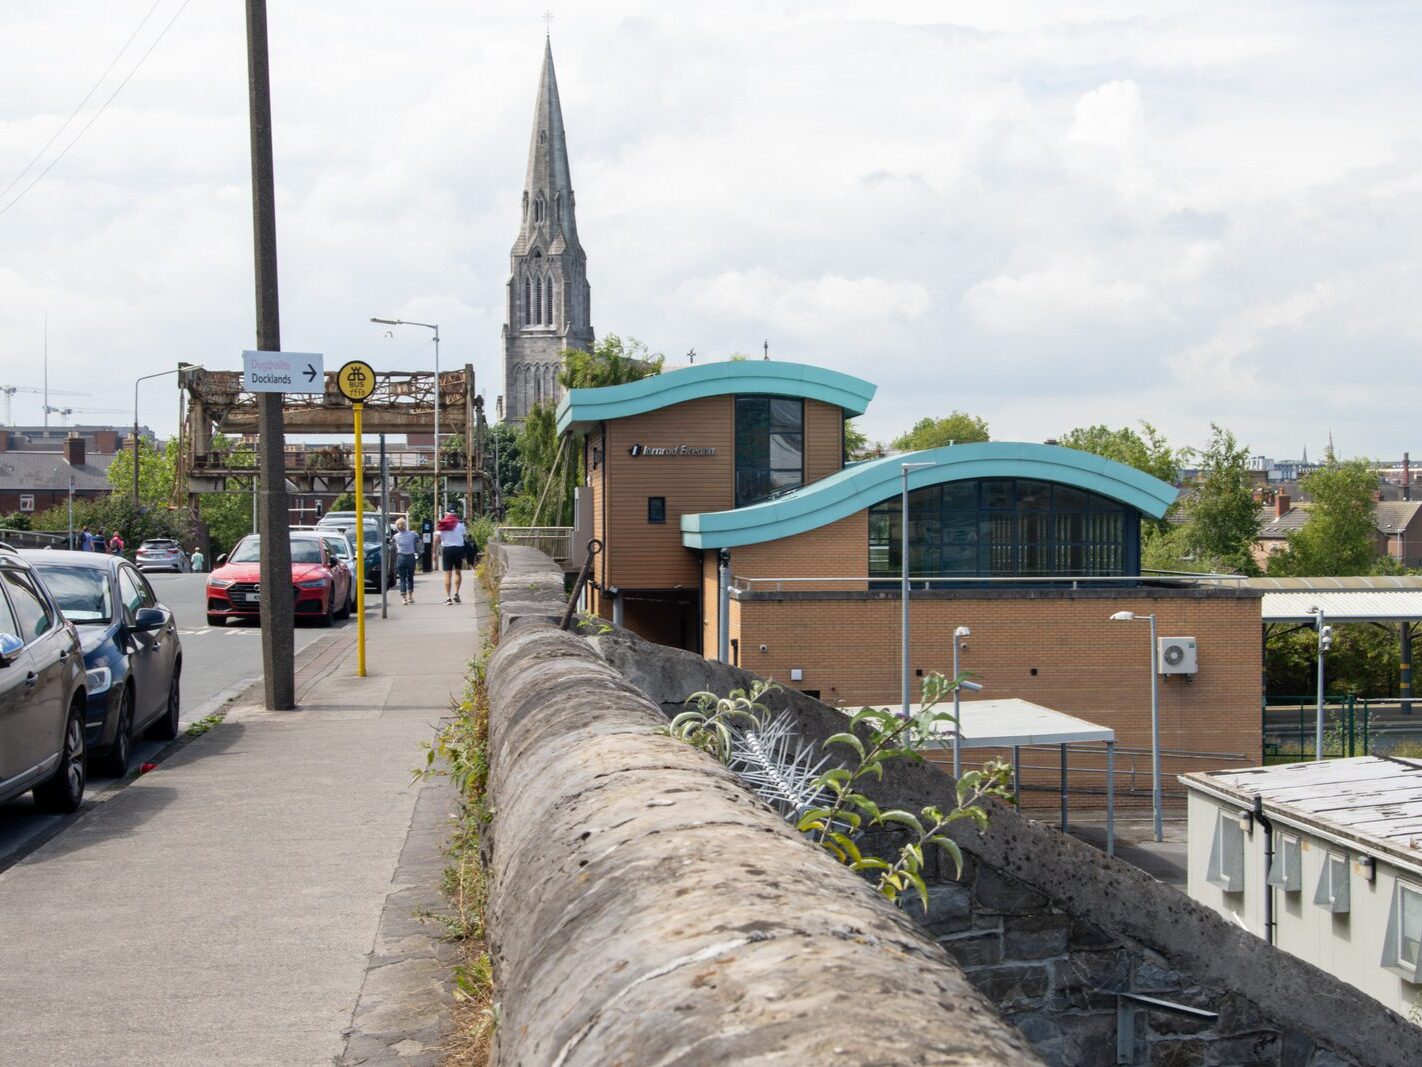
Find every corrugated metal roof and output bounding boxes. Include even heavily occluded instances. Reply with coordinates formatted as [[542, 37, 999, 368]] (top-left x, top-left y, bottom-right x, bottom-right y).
[[1183, 757, 1422, 873], [1262, 590, 1422, 622], [890, 698, 1115, 748], [1247, 576, 1422, 591]]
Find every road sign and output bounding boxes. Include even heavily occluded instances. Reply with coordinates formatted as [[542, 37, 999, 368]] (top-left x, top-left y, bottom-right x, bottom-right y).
[[242, 350, 324, 394], [337, 360, 376, 403]]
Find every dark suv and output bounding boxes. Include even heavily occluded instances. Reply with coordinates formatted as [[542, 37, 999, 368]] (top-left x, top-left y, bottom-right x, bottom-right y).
[[0, 544, 88, 812]]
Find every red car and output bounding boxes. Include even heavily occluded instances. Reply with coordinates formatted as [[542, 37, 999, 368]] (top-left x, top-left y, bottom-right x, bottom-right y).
[[205, 533, 352, 627]]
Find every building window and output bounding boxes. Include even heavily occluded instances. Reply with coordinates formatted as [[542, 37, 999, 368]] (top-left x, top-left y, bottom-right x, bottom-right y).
[[1267, 833, 1302, 892], [524, 277, 532, 325], [1383, 882, 1422, 981], [545, 276, 554, 324], [735, 396, 803, 507], [868, 478, 1133, 582], [1314, 852, 1350, 913], [18, 494, 34, 513], [534, 277, 543, 325], [534, 194, 545, 222], [647, 497, 666, 524], [1206, 809, 1246, 894]]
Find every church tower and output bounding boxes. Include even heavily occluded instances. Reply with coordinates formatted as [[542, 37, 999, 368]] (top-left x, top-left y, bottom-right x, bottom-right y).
[[501, 40, 594, 423]]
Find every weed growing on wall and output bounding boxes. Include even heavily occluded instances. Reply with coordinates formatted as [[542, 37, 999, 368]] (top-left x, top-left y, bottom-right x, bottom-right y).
[[666, 675, 1012, 908]]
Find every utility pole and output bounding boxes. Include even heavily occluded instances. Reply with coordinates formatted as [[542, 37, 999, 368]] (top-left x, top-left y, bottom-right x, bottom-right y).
[[245, 0, 294, 709]]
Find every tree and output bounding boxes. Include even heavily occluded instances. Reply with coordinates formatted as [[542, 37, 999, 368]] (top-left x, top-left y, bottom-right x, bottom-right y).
[[485, 422, 523, 515], [843, 419, 871, 462], [1179, 424, 1260, 575], [558, 334, 663, 390], [105, 437, 176, 508], [891, 412, 989, 451], [505, 403, 571, 526], [1058, 422, 1180, 485], [1269, 459, 1384, 576]]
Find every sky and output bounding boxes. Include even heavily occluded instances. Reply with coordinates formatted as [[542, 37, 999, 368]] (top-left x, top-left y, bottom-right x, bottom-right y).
[[2, 1, 1421, 460]]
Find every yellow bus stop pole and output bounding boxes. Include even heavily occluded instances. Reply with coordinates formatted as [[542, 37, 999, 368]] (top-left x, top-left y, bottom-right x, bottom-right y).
[[354, 401, 366, 677]]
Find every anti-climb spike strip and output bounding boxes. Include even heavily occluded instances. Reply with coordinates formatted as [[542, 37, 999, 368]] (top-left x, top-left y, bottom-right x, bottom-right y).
[[727, 710, 832, 821]]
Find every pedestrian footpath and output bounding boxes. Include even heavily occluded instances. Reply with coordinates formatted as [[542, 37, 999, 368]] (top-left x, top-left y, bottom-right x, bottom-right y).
[[0, 579, 489, 1066]]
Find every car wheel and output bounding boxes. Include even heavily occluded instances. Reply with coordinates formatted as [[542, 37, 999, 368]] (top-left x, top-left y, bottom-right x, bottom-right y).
[[336, 585, 351, 620], [207, 613, 225, 627], [34, 700, 86, 814], [318, 592, 335, 628], [94, 686, 133, 778], [145, 666, 180, 741]]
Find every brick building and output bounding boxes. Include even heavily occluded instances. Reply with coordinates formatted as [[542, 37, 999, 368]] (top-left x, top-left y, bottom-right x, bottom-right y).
[[558, 361, 1264, 795], [0, 432, 118, 516]]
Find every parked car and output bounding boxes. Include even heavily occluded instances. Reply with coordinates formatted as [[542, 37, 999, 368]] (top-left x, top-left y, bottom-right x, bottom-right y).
[[205, 533, 351, 627], [135, 538, 190, 573], [291, 526, 358, 616], [0, 543, 88, 812], [316, 514, 393, 591], [24, 550, 183, 777]]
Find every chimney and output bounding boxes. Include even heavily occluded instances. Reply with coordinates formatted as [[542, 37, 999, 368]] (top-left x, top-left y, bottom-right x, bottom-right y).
[[62, 433, 85, 467], [1252, 487, 1265, 503], [92, 429, 118, 454], [1275, 492, 1291, 519], [1405, 452, 1411, 502]]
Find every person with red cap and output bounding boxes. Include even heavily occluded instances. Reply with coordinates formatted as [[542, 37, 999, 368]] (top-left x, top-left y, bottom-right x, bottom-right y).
[[433, 507, 466, 605]]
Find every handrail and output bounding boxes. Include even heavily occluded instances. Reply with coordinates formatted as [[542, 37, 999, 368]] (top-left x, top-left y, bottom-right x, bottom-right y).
[[732, 573, 1251, 591]]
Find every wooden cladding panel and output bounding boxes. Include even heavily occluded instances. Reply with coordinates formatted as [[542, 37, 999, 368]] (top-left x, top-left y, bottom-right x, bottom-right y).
[[731, 512, 869, 591], [603, 396, 735, 589], [804, 400, 845, 483]]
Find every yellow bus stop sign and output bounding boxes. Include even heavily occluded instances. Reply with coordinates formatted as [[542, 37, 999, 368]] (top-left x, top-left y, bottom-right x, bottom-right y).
[[337, 360, 376, 403]]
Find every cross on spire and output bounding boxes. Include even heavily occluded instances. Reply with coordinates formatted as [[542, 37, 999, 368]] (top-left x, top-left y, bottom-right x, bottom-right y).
[[542, 9, 554, 36]]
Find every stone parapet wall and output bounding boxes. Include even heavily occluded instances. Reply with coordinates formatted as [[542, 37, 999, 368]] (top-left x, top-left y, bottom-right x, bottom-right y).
[[483, 555, 1040, 1065], [589, 625, 1422, 1067]]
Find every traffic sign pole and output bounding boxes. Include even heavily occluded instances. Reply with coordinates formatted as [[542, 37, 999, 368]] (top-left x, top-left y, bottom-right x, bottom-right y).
[[354, 401, 366, 678], [337, 360, 377, 680]]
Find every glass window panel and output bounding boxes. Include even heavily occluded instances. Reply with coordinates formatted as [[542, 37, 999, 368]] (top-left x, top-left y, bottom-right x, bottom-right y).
[[736, 397, 769, 431], [769, 398, 803, 432], [941, 546, 976, 573], [1055, 486, 1088, 510], [942, 482, 975, 511], [983, 480, 1013, 509], [769, 469, 802, 494], [769, 433, 802, 469], [2, 570, 55, 642], [736, 470, 769, 507], [1402, 887, 1422, 968], [1017, 480, 1050, 509]]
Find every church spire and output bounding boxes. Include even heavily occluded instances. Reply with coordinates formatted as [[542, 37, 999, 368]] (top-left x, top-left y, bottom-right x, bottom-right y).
[[519, 39, 581, 253]]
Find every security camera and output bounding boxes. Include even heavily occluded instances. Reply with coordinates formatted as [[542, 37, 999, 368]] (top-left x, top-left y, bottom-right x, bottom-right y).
[[759, 644, 768, 653]]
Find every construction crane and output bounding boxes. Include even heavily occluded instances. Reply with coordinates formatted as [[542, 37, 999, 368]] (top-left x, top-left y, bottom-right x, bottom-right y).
[[46, 406, 127, 427], [0, 385, 87, 426]]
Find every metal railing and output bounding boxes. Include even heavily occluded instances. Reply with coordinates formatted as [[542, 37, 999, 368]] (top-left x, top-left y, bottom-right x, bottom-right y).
[[495, 526, 573, 563], [1263, 695, 1422, 761], [732, 572, 1250, 593], [0, 528, 69, 550]]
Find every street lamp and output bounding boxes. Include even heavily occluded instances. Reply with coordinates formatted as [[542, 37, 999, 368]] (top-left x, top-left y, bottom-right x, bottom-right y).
[[951, 626, 984, 777], [371, 317, 442, 510], [1309, 605, 1333, 760], [900, 461, 935, 717], [134, 363, 201, 504], [1110, 610, 1162, 842]]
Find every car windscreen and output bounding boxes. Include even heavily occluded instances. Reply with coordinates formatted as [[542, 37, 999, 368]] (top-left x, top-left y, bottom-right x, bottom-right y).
[[31, 565, 112, 624], [228, 537, 324, 565], [290, 540, 324, 564]]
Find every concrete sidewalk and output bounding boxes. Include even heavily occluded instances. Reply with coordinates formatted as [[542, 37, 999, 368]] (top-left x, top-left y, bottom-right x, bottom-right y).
[[0, 578, 488, 1066]]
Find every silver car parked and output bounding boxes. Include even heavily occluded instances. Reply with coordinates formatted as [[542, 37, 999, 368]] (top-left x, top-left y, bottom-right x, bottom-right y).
[[0, 544, 88, 813]]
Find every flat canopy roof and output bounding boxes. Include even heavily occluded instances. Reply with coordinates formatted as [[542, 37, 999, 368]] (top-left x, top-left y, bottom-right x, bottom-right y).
[[1248, 576, 1422, 623], [1183, 757, 1422, 876], [881, 698, 1115, 748]]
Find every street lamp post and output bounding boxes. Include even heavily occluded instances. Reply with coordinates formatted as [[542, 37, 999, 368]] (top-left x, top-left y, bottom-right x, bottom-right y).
[[900, 461, 935, 717], [1110, 610, 1162, 841], [371, 317, 441, 510], [951, 626, 984, 777], [134, 363, 201, 504], [1310, 605, 1333, 759]]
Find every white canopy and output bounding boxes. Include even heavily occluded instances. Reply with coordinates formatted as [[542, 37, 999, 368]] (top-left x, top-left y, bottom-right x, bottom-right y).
[[886, 698, 1115, 749]]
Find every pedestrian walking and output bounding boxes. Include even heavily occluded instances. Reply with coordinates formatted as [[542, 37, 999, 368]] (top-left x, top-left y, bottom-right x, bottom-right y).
[[108, 531, 125, 555], [190, 547, 205, 573], [433, 508, 466, 605], [79, 527, 94, 551], [393, 518, 419, 604]]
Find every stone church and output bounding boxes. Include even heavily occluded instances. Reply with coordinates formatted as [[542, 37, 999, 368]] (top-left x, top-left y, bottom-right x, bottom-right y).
[[501, 41, 594, 424]]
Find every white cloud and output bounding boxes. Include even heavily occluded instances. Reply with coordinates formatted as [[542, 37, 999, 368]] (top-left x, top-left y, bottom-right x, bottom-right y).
[[963, 264, 1168, 333], [1068, 80, 1145, 151]]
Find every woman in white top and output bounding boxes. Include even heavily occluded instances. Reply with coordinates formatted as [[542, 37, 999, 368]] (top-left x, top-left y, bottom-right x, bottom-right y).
[[434, 509, 467, 605], [393, 518, 421, 604]]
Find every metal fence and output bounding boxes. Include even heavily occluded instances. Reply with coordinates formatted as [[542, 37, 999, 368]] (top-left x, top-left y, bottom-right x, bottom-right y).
[[494, 526, 573, 564], [1261, 696, 1422, 761]]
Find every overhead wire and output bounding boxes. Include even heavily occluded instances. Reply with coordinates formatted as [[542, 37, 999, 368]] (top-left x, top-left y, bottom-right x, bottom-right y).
[[0, 0, 195, 220]]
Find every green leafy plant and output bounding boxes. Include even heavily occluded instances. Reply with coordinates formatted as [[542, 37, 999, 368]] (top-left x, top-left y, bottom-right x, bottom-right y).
[[664, 684, 769, 762]]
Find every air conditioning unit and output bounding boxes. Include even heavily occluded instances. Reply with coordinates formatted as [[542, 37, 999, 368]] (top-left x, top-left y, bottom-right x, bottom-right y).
[[1158, 637, 1198, 675]]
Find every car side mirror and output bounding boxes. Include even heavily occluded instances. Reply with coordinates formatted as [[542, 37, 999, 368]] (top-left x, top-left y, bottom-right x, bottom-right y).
[[131, 607, 167, 632], [216, 553, 228, 566], [0, 632, 22, 668]]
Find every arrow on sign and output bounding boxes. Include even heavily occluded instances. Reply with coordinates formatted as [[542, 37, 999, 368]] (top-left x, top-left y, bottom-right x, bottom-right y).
[[304, 363, 318, 383]]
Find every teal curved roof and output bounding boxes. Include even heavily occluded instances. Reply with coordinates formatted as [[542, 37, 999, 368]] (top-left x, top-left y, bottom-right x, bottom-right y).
[[556, 360, 876, 436], [681, 442, 1179, 550]]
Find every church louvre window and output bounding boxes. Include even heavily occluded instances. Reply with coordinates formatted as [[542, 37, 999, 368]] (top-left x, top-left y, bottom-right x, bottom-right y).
[[867, 478, 1135, 582], [545, 276, 554, 324], [534, 277, 543, 324], [523, 277, 532, 325], [534, 194, 545, 223], [735, 396, 803, 508]]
